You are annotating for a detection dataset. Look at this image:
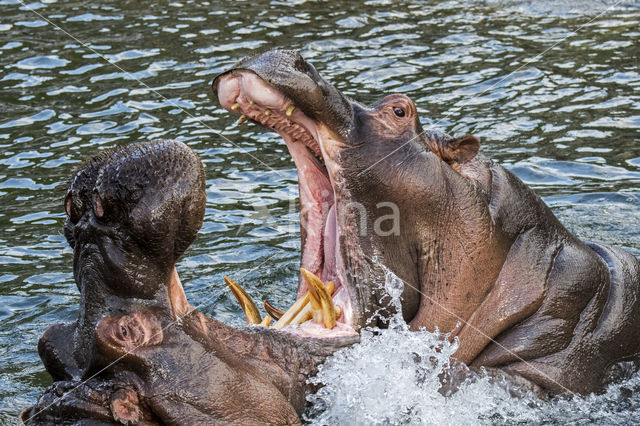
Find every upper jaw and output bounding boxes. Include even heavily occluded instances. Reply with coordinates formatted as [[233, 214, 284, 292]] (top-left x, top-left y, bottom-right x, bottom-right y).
[[212, 49, 354, 139]]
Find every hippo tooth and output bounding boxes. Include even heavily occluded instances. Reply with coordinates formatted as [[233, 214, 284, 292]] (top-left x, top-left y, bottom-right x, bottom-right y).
[[285, 105, 295, 117], [231, 103, 240, 111], [272, 280, 334, 329], [264, 109, 271, 116], [249, 100, 254, 105], [263, 300, 285, 320], [259, 315, 272, 327], [224, 276, 262, 325], [289, 280, 334, 326], [272, 293, 309, 330], [300, 268, 338, 329], [237, 114, 248, 125]]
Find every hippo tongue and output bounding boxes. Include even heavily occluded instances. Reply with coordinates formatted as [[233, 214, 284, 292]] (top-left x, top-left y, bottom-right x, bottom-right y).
[[289, 140, 333, 298], [322, 204, 337, 283]]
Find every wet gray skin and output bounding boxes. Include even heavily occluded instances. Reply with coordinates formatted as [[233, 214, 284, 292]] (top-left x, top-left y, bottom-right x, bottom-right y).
[[213, 49, 503, 333], [23, 140, 357, 425], [213, 49, 640, 395]]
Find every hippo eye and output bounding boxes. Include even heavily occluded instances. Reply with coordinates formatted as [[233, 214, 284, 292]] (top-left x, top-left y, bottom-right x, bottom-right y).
[[393, 107, 405, 118]]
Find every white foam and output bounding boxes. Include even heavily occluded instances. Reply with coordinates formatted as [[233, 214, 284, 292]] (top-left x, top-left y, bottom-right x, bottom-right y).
[[306, 270, 640, 424]]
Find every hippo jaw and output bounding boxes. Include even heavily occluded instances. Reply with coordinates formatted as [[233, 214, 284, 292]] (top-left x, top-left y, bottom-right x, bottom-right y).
[[214, 50, 368, 334], [28, 140, 359, 425], [214, 50, 489, 331]]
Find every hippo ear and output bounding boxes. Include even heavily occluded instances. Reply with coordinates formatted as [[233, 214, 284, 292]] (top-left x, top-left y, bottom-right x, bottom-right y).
[[440, 135, 480, 168]]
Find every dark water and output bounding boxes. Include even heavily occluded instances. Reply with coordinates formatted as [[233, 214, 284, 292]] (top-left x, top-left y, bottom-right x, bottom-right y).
[[1, 0, 639, 423]]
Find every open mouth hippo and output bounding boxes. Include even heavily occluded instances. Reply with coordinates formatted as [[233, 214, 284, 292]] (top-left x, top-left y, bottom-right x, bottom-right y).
[[213, 49, 640, 395], [23, 140, 358, 424]]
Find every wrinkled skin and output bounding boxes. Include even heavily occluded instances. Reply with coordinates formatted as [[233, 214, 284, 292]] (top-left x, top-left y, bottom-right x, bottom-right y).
[[214, 50, 640, 395], [23, 140, 357, 424]]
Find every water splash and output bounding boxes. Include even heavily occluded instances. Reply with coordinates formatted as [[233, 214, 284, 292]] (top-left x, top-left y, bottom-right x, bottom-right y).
[[306, 270, 640, 424]]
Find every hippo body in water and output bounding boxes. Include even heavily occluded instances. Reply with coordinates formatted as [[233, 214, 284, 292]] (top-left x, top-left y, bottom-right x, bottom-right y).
[[214, 50, 640, 395], [25, 50, 640, 423], [24, 140, 357, 424]]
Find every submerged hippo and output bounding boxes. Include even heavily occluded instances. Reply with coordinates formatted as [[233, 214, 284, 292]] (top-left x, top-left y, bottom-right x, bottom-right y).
[[213, 49, 640, 395], [23, 140, 357, 424]]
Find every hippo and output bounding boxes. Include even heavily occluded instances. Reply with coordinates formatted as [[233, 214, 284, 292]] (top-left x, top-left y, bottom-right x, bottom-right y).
[[23, 140, 358, 424], [213, 49, 640, 395]]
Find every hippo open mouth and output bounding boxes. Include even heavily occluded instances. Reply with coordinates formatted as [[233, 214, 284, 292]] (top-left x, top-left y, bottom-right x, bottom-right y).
[[214, 51, 360, 338], [27, 51, 640, 425], [25, 140, 359, 425], [213, 50, 640, 398]]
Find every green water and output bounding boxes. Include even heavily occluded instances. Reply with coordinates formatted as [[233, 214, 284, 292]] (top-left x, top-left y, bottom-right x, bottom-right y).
[[1, 0, 639, 423]]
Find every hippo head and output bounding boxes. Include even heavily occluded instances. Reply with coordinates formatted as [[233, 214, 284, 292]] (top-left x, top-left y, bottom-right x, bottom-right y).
[[27, 140, 357, 424], [214, 50, 480, 330], [56, 140, 205, 376]]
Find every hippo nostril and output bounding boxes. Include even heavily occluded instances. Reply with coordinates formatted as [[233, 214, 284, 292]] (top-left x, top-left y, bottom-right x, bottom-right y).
[[92, 192, 104, 219], [393, 107, 405, 118], [65, 194, 72, 217], [304, 61, 320, 80], [65, 192, 84, 223]]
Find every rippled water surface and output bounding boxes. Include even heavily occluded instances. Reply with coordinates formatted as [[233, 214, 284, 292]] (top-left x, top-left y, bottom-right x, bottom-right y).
[[1, 0, 639, 423]]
